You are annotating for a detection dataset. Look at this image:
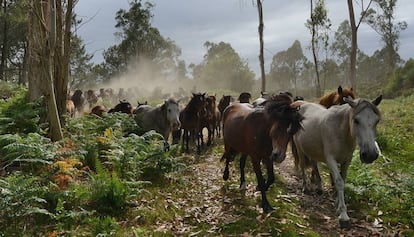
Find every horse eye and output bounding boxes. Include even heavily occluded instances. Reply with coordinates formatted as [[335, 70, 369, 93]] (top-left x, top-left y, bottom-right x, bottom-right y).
[[354, 118, 359, 125]]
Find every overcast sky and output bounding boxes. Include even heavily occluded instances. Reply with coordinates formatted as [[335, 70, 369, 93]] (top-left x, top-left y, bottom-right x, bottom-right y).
[[75, 0, 414, 76]]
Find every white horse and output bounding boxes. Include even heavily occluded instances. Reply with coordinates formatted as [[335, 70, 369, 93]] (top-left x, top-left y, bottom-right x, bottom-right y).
[[292, 95, 382, 228], [134, 98, 181, 151]]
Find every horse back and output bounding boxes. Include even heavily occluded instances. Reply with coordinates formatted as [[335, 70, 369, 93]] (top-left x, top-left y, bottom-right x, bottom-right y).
[[223, 103, 271, 157]]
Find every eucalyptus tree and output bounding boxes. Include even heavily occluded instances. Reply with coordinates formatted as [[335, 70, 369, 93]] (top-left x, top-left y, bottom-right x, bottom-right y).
[[101, 0, 184, 83], [192, 41, 255, 92], [268, 40, 310, 95], [364, 0, 407, 74], [305, 0, 331, 96], [346, 0, 373, 94]]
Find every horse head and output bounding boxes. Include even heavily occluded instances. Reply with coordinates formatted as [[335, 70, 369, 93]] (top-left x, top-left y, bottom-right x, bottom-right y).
[[266, 94, 304, 163], [163, 99, 181, 130], [344, 95, 382, 163]]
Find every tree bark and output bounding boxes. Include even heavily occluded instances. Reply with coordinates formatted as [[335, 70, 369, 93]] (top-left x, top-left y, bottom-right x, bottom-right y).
[[257, 0, 266, 92], [347, 0, 357, 94], [28, 0, 63, 141]]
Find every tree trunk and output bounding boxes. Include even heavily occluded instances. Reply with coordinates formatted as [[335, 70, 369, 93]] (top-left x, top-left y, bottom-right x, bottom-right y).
[[28, 0, 63, 141], [0, 0, 8, 81], [257, 0, 266, 92], [310, 0, 322, 97], [347, 0, 357, 94]]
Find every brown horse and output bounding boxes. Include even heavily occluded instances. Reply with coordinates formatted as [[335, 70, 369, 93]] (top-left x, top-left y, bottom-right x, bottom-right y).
[[108, 100, 133, 114], [319, 86, 355, 108], [90, 105, 107, 117], [179, 92, 206, 154], [221, 94, 303, 212], [218, 95, 233, 116], [200, 95, 220, 146]]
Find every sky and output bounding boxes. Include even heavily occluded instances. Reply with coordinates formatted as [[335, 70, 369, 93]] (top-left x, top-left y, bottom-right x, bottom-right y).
[[74, 0, 414, 76]]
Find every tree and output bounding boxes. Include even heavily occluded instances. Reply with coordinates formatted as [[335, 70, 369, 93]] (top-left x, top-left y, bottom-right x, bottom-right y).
[[100, 0, 183, 83], [256, 0, 266, 92], [306, 0, 331, 96], [0, 0, 28, 83], [364, 0, 407, 74], [192, 41, 255, 92], [268, 40, 309, 94], [331, 20, 352, 84], [347, 0, 373, 94]]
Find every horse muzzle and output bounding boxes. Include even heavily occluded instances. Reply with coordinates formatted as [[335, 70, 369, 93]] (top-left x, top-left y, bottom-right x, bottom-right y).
[[271, 151, 286, 163], [172, 121, 181, 130], [360, 150, 379, 164]]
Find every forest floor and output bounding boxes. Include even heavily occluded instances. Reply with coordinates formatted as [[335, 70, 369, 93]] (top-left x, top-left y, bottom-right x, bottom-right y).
[[137, 140, 395, 236]]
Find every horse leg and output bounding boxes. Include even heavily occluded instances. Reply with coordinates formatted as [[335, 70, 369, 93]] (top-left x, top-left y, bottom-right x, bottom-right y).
[[263, 157, 275, 191], [239, 154, 247, 190], [310, 161, 323, 195], [196, 129, 202, 154], [326, 158, 351, 228], [163, 140, 170, 151], [207, 126, 212, 146], [252, 158, 273, 213]]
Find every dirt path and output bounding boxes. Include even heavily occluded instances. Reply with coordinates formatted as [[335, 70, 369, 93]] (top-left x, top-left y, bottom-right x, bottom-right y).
[[277, 150, 385, 237], [157, 146, 389, 236]]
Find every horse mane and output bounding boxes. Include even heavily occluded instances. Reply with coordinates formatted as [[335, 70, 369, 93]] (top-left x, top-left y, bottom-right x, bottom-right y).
[[353, 99, 381, 117], [265, 94, 303, 135]]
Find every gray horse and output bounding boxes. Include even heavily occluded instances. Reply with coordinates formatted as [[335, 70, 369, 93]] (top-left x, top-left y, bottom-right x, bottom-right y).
[[292, 95, 382, 228], [134, 98, 181, 150]]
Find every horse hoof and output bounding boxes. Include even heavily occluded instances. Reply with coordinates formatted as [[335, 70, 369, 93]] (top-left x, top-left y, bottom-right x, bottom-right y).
[[239, 182, 246, 190], [263, 205, 274, 213], [223, 171, 229, 181], [339, 219, 351, 229]]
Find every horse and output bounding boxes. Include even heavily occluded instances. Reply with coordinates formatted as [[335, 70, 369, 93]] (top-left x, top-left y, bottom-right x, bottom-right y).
[[90, 105, 107, 117], [221, 94, 303, 213], [319, 85, 355, 108], [218, 95, 233, 116], [108, 100, 133, 114], [66, 100, 75, 118], [199, 95, 221, 146], [71, 89, 85, 114], [179, 92, 207, 154], [291, 95, 382, 228], [134, 98, 181, 151], [86, 89, 98, 109], [237, 92, 252, 103]]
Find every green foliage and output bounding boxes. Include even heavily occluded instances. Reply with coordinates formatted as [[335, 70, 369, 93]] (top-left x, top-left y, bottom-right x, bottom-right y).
[[384, 59, 414, 98], [192, 41, 255, 92], [0, 133, 58, 174], [88, 216, 122, 236], [0, 88, 46, 135], [0, 174, 52, 234], [90, 162, 130, 216]]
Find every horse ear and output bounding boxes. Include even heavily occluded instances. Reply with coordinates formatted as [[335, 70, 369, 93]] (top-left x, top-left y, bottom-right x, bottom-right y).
[[337, 85, 343, 94], [343, 96, 356, 107], [372, 95, 382, 106]]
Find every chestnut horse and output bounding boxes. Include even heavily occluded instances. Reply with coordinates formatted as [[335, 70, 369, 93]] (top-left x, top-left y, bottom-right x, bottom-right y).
[[319, 85, 355, 108], [221, 94, 303, 212], [179, 93, 206, 154]]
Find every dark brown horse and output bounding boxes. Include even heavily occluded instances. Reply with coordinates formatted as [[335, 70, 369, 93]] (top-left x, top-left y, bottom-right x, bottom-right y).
[[71, 89, 85, 114], [218, 95, 233, 116], [319, 85, 355, 108], [179, 92, 206, 154], [238, 92, 252, 103], [200, 95, 220, 146], [221, 94, 303, 212], [108, 100, 133, 114]]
